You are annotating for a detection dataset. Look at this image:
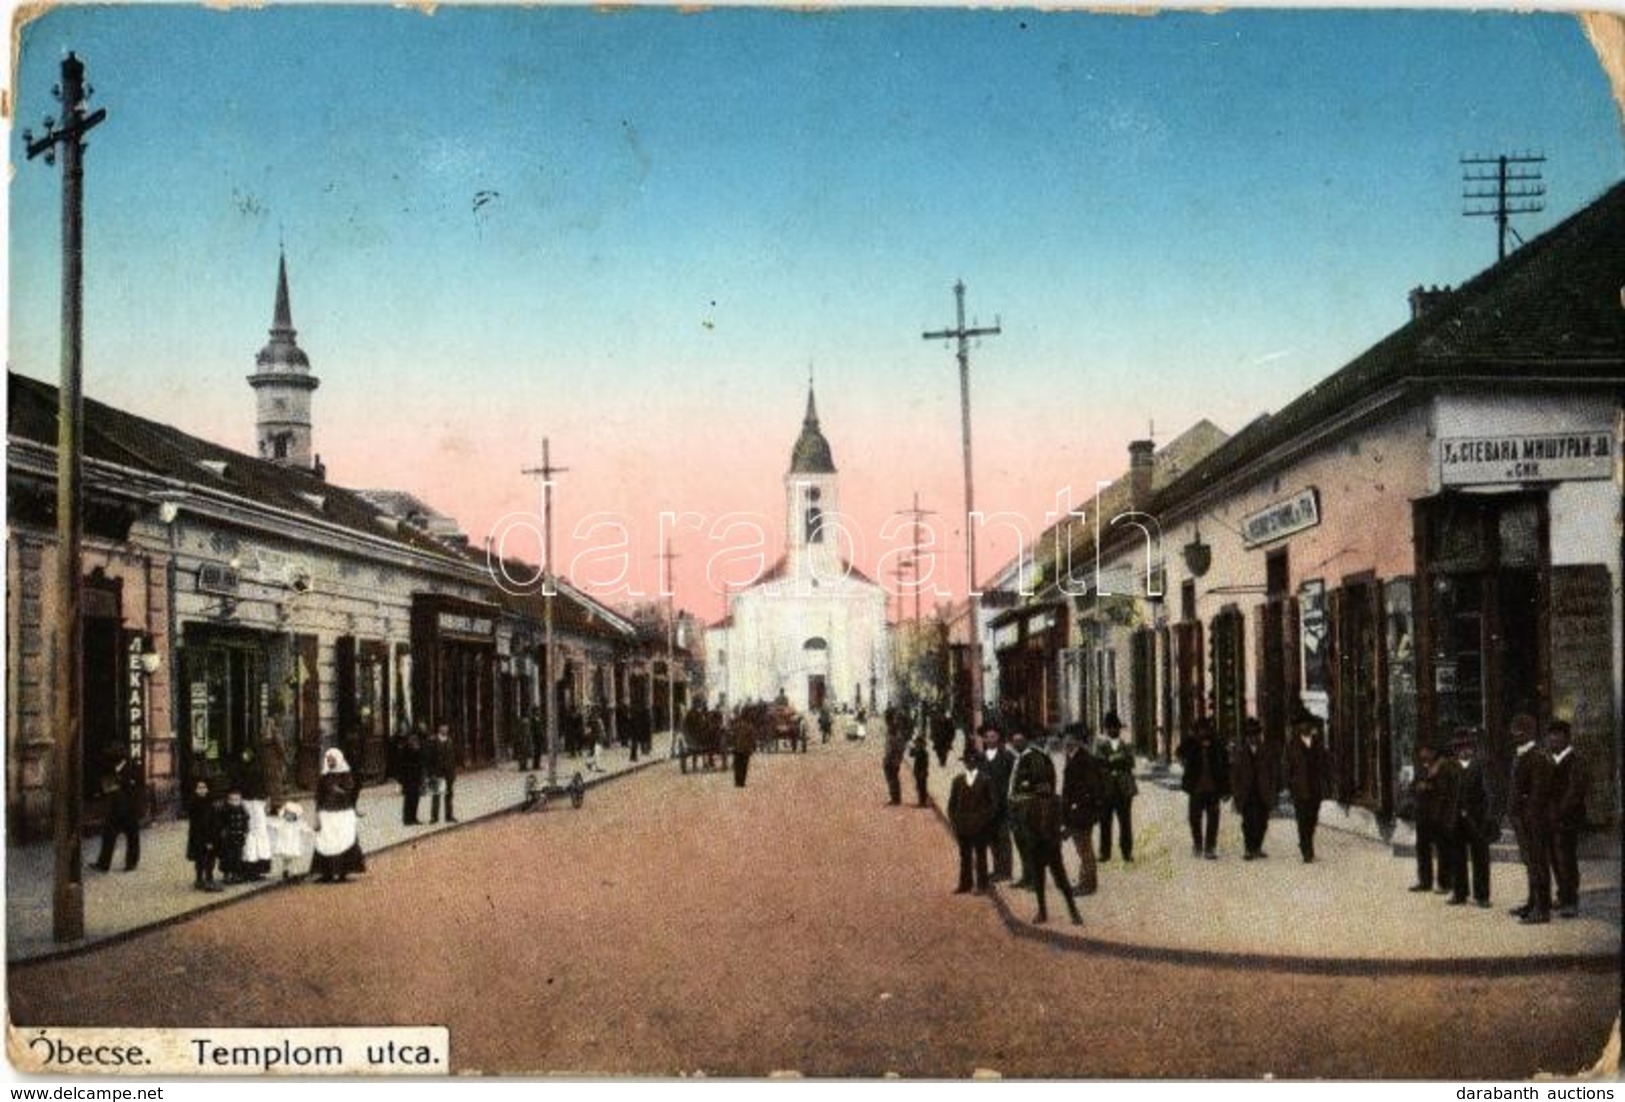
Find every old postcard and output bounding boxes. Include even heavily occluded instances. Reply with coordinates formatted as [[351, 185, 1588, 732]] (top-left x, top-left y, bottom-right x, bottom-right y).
[[4, 3, 1622, 1084]]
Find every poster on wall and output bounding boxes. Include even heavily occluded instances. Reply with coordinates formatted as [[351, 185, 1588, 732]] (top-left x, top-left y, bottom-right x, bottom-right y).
[[1299, 579, 1329, 695]]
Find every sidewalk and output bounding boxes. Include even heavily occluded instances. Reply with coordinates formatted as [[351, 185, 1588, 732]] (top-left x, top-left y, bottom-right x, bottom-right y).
[[5, 740, 669, 965], [921, 747, 1621, 973]]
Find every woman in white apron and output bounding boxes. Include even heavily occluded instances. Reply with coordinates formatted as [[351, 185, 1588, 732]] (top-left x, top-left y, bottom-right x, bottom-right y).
[[311, 748, 366, 883]]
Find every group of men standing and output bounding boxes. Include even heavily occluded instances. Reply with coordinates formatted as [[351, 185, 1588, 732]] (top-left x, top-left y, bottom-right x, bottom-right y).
[[389, 723, 460, 825], [944, 713, 1138, 925], [1413, 714, 1588, 923]]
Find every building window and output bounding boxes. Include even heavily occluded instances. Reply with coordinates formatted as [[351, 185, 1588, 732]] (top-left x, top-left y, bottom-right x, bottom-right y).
[[805, 487, 824, 545]]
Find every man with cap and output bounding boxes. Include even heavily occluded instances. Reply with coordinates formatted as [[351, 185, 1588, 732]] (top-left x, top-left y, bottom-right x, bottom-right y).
[[1283, 707, 1332, 863], [1546, 719, 1586, 918], [947, 752, 995, 894], [1445, 727, 1493, 908], [1507, 713, 1554, 923], [1230, 717, 1276, 861], [1408, 741, 1454, 894], [979, 725, 1017, 881], [1060, 725, 1104, 895], [1178, 716, 1230, 859], [1097, 712, 1137, 862]]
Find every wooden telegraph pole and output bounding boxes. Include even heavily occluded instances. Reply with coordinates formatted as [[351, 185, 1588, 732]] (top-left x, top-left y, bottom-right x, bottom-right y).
[[922, 281, 999, 733], [24, 52, 107, 945], [893, 491, 937, 624], [657, 543, 680, 756], [1462, 153, 1545, 262], [522, 439, 568, 788]]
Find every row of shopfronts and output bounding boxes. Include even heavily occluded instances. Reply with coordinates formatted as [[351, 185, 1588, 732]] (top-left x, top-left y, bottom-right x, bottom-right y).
[[5, 372, 692, 841], [969, 181, 1623, 831]]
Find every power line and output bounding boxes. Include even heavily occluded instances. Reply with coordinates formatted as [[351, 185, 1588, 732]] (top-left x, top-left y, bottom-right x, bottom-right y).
[[1462, 153, 1545, 262]]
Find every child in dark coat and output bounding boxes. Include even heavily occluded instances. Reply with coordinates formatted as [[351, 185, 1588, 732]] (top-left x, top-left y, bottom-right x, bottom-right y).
[[217, 786, 250, 884], [186, 780, 223, 893]]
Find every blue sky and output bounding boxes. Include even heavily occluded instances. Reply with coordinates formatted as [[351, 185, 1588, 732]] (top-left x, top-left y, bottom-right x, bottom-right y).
[[8, 7, 1622, 614]]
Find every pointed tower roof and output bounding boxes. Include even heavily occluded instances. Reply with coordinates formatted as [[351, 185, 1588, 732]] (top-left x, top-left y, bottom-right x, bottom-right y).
[[255, 250, 311, 371], [789, 382, 836, 474]]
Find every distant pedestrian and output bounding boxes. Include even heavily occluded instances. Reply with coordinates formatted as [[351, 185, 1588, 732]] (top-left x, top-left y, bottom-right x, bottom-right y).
[[909, 731, 931, 807], [585, 708, 606, 773], [1097, 712, 1137, 863], [1060, 727, 1103, 896], [91, 746, 142, 873], [1445, 729, 1492, 908], [731, 711, 755, 787], [1408, 743, 1452, 893], [882, 714, 908, 805], [818, 707, 833, 745], [527, 708, 545, 772], [428, 723, 459, 823], [947, 754, 995, 894], [931, 710, 955, 767], [311, 748, 366, 884], [398, 726, 426, 825], [1507, 714, 1554, 924], [1231, 718, 1276, 861], [1284, 708, 1332, 863], [1178, 717, 1230, 859], [186, 779, 222, 893], [1546, 720, 1586, 919], [271, 800, 311, 881]]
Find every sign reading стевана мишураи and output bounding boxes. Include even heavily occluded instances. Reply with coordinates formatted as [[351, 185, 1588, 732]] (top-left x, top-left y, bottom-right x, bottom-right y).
[[1440, 431, 1614, 486]]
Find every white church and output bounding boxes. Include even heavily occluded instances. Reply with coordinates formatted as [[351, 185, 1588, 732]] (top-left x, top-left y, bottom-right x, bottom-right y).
[[704, 387, 891, 714]]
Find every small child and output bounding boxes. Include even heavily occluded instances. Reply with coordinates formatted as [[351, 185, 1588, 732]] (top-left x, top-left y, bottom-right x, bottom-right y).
[[217, 786, 250, 884], [271, 800, 312, 881], [186, 779, 222, 893]]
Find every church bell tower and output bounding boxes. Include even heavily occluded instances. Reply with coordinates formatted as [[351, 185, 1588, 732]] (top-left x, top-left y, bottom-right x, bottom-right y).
[[248, 251, 320, 468], [785, 382, 841, 578]]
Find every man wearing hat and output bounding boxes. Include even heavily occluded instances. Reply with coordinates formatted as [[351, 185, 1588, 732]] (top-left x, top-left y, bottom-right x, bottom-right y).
[[1507, 713, 1554, 923], [1283, 707, 1332, 862], [1061, 726, 1104, 895], [1231, 717, 1276, 861], [1178, 716, 1231, 859], [1446, 728, 1493, 908], [1546, 719, 1586, 919], [979, 725, 1017, 881], [1408, 741, 1455, 894], [1097, 711, 1138, 863], [1007, 728, 1053, 889], [947, 752, 995, 894]]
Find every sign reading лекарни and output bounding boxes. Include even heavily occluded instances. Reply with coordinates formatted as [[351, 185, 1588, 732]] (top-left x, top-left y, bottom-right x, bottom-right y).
[[1440, 431, 1614, 485]]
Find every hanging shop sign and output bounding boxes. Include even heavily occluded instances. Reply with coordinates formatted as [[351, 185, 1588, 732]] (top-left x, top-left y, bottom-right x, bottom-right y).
[[1242, 488, 1321, 548], [1439, 431, 1613, 486]]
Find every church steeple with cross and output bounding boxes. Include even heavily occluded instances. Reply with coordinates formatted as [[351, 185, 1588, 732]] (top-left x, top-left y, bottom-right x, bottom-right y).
[[785, 378, 841, 576], [248, 250, 321, 468]]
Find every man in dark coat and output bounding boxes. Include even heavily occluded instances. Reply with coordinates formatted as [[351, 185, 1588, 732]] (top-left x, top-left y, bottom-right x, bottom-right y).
[[1507, 713, 1554, 923], [1408, 742, 1453, 893], [1178, 717, 1231, 859], [398, 726, 426, 825], [92, 746, 142, 872], [1007, 729, 1054, 889], [1097, 712, 1137, 862], [1060, 727, 1103, 895], [1446, 728, 1493, 908], [1546, 720, 1587, 918], [1230, 717, 1276, 861], [1283, 709, 1332, 863], [731, 710, 756, 787], [947, 754, 995, 894], [428, 723, 459, 823], [979, 726, 1017, 881], [882, 713, 908, 805], [909, 732, 931, 807], [931, 710, 956, 767], [186, 779, 222, 892]]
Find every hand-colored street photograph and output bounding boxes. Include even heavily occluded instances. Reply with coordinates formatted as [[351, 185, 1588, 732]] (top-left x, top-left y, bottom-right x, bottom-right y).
[[4, 3, 1622, 1084]]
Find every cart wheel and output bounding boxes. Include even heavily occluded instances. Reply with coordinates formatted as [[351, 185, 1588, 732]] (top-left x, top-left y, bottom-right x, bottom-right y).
[[569, 773, 586, 809]]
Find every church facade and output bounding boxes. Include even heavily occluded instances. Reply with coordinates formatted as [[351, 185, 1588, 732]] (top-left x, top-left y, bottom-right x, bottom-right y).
[[704, 389, 890, 714]]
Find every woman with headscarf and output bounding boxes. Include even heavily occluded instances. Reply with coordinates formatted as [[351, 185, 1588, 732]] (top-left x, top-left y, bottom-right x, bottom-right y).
[[311, 748, 366, 883]]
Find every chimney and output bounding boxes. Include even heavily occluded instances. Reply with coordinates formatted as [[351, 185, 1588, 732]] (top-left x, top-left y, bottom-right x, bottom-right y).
[[1128, 439, 1155, 514], [1407, 284, 1453, 322]]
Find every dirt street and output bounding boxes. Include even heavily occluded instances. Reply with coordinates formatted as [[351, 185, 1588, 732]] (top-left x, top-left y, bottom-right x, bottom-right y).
[[8, 742, 1617, 1078]]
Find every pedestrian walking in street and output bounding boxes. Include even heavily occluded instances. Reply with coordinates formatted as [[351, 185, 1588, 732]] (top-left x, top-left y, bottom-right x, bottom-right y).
[[1546, 719, 1587, 918], [980, 725, 1017, 881], [1284, 708, 1333, 863], [948, 753, 994, 894], [818, 706, 833, 745], [1408, 743, 1452, 894], [585, 707, 606, 773], [909, 731, 931, 807], [1230, 718, 1276, 861], [731, 710, 756, 787], [1178, 717, 1230, 859], [186, 778, 223, 893], [91, 746, 142, 873], [1507, 713, 1554, 924], [217, 786, 251, 885], [1445, 728, 1493, 908], [1060, 726, 1103, 896], [1097, 712, 1137, 863], [1007, 728, 1053, 888], [311, 748, 366, 884], [398, 726, 426, 825], [882, 711, 908, 805], [931, 709, 955, 767], [1021, 787, 1082, 926], [428, 723, 459, 823], [271, 800, 311, 881]]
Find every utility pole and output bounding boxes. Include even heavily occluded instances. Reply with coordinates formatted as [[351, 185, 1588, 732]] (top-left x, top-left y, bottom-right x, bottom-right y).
[[1462, 153, 1545, 262], [25, 52, 107, 945], [923, 281, 999, 733], [893, 491, 937, 624], [522, 439, 568, 788], [657, 542, 680, 757]]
